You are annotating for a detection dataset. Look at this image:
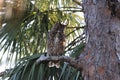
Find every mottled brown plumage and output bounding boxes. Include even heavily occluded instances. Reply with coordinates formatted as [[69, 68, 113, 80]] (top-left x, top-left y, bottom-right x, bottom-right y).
[[46, 22, 66, 68]]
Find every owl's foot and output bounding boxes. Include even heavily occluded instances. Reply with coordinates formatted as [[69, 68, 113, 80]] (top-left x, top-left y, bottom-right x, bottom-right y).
[[48, 61, 60, 68]]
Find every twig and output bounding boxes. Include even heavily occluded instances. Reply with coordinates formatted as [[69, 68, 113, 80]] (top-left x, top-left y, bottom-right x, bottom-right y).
[[0, 71, 5, 77], [0, 69, 12, 77], [66, 33, 85, 49], [66, 26, 85, 37], [67, 26, 84, 29], [66, 37, 85, 52]]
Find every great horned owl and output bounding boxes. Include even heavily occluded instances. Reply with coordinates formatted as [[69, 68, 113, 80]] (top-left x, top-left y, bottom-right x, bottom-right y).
[[47, 22, 66, 68]]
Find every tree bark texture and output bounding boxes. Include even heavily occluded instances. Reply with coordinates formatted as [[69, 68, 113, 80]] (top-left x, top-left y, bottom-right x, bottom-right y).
[[80, 0, 120, 80]]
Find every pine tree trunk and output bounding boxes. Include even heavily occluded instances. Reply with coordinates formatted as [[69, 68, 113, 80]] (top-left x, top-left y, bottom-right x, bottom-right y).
[[81, 0, 120, 80]]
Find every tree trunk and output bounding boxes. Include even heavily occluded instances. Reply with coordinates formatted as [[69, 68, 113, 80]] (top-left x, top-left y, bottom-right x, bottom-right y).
[[80, 0, 120, 80]]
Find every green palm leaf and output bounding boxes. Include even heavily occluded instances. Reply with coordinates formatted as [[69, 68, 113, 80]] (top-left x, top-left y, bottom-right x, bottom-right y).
[[0, 0, 85, 80]]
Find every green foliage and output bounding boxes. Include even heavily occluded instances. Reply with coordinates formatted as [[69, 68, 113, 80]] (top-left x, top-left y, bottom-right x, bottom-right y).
[[0, 0, 85, 80], [70, 42, 85, 58], [7, 53, 83, 80]]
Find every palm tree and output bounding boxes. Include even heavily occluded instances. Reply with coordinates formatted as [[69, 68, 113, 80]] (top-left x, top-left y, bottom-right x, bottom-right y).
[[0, 0, 85, 80]]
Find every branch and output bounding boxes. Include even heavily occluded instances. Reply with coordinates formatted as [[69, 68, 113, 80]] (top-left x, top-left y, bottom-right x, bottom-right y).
[[0, 69, 12, 77], [66, 33, 85, 49], [73, 0, 82, 5], [66, 26, 85, 37], [67, 26, 84, 29], [36, 55, 83, 71], [0, 71, 5, 77]]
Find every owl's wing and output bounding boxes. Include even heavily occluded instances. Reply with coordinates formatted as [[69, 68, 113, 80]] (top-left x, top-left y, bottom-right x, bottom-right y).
[[46, 32, 55, 56], [54, 31, 65, 56]]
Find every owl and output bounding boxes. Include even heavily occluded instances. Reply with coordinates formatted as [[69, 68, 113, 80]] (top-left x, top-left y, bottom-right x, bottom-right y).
[[46, 22, 66, 68]]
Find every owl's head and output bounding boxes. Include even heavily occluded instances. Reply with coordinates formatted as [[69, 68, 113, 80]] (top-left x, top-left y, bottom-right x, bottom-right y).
[[58, 22, 67, 32]]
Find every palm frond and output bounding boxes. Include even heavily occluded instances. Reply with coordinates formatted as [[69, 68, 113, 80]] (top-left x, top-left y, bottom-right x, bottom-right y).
[[0, 0, 85, 80], [6, 53, 83, 80]]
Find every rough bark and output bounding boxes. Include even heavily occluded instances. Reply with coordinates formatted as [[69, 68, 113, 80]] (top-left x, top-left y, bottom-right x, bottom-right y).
[[79, 0, 120, 80]]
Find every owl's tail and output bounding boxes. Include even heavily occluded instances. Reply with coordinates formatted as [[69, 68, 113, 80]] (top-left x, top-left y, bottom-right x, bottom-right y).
[[48, 61, 60, 68]]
